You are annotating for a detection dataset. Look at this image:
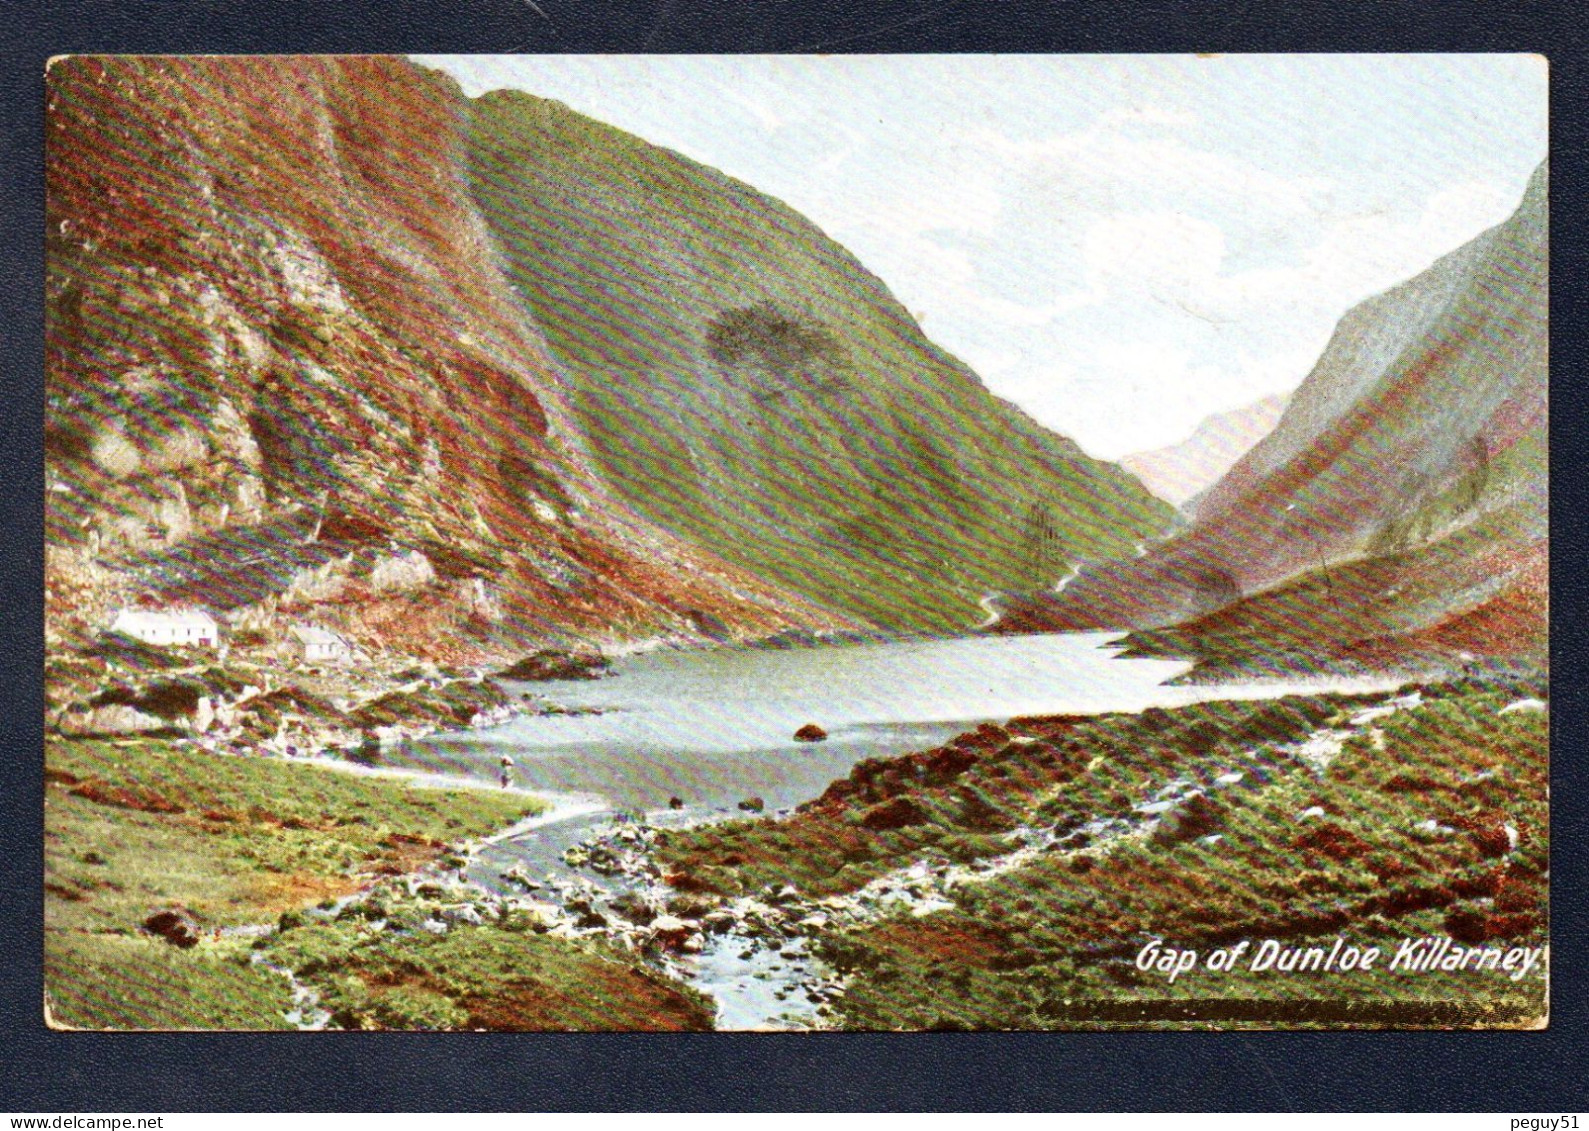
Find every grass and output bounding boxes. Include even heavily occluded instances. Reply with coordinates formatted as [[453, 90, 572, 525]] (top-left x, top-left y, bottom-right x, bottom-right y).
[[1118, 500, 1547, 680], [659, 677, 1548, 1029], [46, 737, 714, 1030], [260, 916, 714, 1031], [47, 931, 299, 1031], [656, 692, 1366, 898], [44, 737, 567, 1029]]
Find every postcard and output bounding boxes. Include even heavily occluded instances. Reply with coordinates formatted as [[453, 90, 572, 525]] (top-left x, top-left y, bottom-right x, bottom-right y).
[[42, 53, 1547, 1030]]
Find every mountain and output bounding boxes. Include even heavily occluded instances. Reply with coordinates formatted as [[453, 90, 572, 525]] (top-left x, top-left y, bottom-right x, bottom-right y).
[[1121, 392, 1291, 513], [996, 164, 1547, 677], [44, 56, 852, 662], [459, 88, 1173, 634]]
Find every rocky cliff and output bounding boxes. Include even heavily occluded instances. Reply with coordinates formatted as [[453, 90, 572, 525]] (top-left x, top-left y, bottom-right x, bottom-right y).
[[45, 56, 853, 663], [460, 88, 1173, 634], [997, 164, 1547, 676]]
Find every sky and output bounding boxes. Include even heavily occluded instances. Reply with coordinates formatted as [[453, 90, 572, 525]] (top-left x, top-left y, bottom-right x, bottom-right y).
[[418, 54, 1546, 460]]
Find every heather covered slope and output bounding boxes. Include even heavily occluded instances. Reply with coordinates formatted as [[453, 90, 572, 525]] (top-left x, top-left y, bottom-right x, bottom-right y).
[[998, 164, 1547, 675], [45, 57, 849, 662], [461, 89, 1173, 634]]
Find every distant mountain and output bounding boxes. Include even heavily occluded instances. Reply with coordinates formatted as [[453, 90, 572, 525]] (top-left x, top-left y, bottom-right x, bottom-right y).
[[44, 57, 850, 661], [1121, 393, 1291, 513], [460, 89, 1173, 634], [996, 163, 1547, 677]]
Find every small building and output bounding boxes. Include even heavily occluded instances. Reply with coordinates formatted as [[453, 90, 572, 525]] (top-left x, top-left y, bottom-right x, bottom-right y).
[[288, 624, 352, 665], [109, 606, 220, 649]]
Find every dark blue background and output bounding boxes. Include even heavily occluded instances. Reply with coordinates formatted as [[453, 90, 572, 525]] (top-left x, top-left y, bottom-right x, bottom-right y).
[[3, 0, 1585, 1111]]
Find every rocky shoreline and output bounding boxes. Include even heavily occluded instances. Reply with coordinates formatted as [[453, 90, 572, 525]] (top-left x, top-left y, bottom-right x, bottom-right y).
[[45, 641, 627, 767]]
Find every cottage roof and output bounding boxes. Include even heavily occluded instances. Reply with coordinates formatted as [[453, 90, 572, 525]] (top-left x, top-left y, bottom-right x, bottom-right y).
[[113, 606, 218, 627], [288, 624, 346, 646]]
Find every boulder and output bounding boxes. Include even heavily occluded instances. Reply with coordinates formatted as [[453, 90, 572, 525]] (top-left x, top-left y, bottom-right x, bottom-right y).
[[649, 914, 697, 950], [793, 723, 828, 743], [500, 865, 540, 891], [770, 884, 801, 905], [860, 796, 928, 831], [610, 891, 663, 926], [56, 703, 175, 737], [666, 892, 716, 919], [441, 904, 484, 927], [1150, 792, 1226, 845], [143, 907, 203, 948]]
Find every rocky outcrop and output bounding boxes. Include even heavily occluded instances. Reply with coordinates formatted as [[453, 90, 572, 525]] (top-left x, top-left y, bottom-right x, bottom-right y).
[[460, 88, 1172, 634], [45, 56, 852, 667], [998, 164, 1547, 675], [494, 650, 608, 681]]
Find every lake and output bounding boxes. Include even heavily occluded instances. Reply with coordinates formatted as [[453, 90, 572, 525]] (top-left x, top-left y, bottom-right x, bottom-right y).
[[372, 630, 1394, 856]]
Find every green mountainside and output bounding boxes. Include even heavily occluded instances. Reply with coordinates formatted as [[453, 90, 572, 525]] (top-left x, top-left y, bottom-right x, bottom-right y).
[[462, 90, 1172, 633]]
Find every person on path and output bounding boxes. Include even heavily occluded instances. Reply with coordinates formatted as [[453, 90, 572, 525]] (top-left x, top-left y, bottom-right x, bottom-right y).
[[499, 753, 514, 789]]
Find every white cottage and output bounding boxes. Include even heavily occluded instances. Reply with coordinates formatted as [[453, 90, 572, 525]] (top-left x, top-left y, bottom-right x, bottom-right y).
[[110, 607, 220, 649], [288, 624, 352, 664]]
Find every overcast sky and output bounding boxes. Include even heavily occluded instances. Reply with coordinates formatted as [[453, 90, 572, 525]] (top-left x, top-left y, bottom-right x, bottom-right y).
[[418, 54, 1546, 459]]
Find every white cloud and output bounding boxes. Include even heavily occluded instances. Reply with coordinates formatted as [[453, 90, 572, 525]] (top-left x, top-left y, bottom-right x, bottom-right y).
[[1081, 211, 1228, 306], [1098, 104, 1200, 130]]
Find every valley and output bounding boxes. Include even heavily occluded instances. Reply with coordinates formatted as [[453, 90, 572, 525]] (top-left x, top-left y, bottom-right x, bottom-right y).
[[41, 54, 1548, 1032]]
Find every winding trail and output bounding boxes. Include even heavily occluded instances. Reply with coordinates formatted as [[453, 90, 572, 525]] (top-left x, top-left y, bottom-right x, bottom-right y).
[[973, 592, 1005, 630]]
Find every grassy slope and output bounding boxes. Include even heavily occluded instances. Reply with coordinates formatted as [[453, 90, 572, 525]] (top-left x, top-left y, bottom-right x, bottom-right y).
[[261, 917, 713, 1031], [659, 680, 1547, 1029], [462, 90, 1172, 634], [44, 740, 708, 1030]]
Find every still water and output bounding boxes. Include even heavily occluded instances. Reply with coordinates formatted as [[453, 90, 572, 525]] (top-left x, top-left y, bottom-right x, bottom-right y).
[[381, 631, 1391, 818]]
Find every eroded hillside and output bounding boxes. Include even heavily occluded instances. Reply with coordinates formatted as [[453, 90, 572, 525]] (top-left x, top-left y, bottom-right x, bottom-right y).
[[45, 56, 849, 663]]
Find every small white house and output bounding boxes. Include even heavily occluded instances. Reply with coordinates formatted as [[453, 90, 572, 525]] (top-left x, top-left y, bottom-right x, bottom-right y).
[[288, 624, 352, 664], [110, 607, 220, 649]]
